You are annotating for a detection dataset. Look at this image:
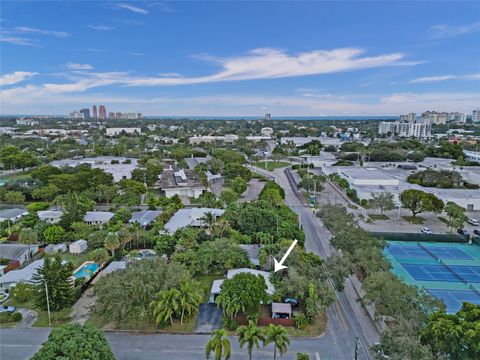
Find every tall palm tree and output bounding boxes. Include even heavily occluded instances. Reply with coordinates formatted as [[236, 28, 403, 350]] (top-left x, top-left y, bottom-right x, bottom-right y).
[[103, 232, 120, 257], [237, 320, 265, 360], [178, 282, 202, 324], [205, 328, 231, 360], [117, 228, 131, 251], [201, 211, 217, 235], [151, 288, 181, 326], [19, 228, 38, 259], [264, 324, 290, 360]]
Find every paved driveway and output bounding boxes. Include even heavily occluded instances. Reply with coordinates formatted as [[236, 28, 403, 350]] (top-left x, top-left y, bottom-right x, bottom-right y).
[[194, 303, 222, 333]]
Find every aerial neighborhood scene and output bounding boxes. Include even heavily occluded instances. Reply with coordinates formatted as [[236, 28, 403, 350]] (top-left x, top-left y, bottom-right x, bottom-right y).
[[0, 1, 479, 360]]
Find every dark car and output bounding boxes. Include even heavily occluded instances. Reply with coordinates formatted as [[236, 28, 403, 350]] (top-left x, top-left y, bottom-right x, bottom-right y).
[[284, 298, 299, 307], [457, 229, 470, 236], [474, 229, 480, 236]]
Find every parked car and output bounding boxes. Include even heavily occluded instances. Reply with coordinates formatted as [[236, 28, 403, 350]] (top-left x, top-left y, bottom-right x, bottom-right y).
[[0, 305, 16, 313], [457, 229, 470, 236], [467, 218, 479, 226], [0, 291, 9, 304], [421, 227, 432, 234], [473, 229, 480, 236], [273, 313, 290, 319], [284, 298, 299, 307]]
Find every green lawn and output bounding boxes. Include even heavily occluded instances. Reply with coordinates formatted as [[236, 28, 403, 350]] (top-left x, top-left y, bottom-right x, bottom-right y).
[[196, 274, 224, 303], [368, 214, 390, 221], [59, 250, 98, 268], [253, 161, 290, 172], [402, 216, 425, 224], [4, 298, 71, 327]]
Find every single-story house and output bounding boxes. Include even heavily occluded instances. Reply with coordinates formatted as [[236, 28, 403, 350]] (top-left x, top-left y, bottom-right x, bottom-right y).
[[83, 211, 114, 226], [0, 208, 28, 223], [129, 210, 162, 228], [37, 210, 63, 224], [44, 243, 67, 254], [155, 169, 206, 198], [0, 259, 44, 289], [0, 243, 40, 265], [239, 244, 261, 266], [164, 208, 225, 234], [272, 303, 292, 319], [69, 239, 88, 254], [209, 268, 275, 303]]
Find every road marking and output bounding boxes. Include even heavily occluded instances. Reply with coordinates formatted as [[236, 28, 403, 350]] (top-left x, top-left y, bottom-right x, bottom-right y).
[[315, 352, 321, 360], [335, 300, 348, 330]]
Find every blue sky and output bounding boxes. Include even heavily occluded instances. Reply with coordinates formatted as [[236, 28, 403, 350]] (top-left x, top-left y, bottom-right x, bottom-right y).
[[1, 1, 479, 116]]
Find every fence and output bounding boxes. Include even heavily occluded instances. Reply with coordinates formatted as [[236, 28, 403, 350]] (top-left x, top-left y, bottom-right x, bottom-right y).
[[369, 232, 468, 243]]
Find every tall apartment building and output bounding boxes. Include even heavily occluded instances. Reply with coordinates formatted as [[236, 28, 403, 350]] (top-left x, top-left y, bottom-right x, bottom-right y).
[[69, 111, 85, 120], [92, 105, 98, 119], [116, 112, 123, 119], [79, 108, 90, 120], [422, 111, 448, 125], [448, 112, 466, 123], [108, 112, 116, 119], [399, 113, 416, 122], [473, 109, 480, 123], [378, 121, 431, 139], [98, 105, 107, 120]]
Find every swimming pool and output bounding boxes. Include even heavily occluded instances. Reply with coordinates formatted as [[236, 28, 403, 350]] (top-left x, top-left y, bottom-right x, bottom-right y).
[[73, 262, 99, 279]]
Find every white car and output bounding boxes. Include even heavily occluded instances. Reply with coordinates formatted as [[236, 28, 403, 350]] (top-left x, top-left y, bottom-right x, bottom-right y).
[[421, 227, 432, 234], [467, 218, 479, 226]]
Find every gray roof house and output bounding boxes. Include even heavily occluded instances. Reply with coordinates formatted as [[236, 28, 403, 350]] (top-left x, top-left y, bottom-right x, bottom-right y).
[[0, 208, 28, 223], [83, 211, 114, 225], [0, 259, 44, 288], [129, 210, 162, 227], [37, 210, 63, 224], [0, 243, 40, 265], [164, 208, 225, 234]]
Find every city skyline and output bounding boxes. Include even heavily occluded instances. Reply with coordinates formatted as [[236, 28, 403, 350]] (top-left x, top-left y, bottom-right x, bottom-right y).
[[1, 1, 480, 116]]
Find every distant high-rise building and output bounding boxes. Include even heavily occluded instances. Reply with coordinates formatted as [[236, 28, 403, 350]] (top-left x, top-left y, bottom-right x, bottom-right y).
[[98, 105, 106, 120], [448, 112, 466, 123], [263, 113, 271, 120], [70, 111, 84, 120], [116, 112, 123, 119], [472, 109, 480, 123], [108, 112, 116, 119], [422, 111, 448, 125], [399, 113, 416, 122], [92, 105, 97, 119], [79, 108, 90, 119]]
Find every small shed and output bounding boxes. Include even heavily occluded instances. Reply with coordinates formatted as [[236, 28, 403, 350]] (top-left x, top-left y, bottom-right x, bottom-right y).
[[45, 243, 67, 254], [272, 303, 292, 319], [69, 239, 88, 254]]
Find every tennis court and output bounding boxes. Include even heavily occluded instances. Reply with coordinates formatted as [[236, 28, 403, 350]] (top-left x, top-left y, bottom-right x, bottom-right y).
[[401, 263, 480, 283], [428, 289, 480, 313], [384, 241, 480, 313]]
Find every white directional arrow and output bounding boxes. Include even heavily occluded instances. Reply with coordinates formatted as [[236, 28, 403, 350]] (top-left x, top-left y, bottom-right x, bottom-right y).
[[273, 239, 298, 273]]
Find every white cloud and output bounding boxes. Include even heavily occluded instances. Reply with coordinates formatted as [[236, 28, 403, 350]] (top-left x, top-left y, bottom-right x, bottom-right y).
[[117, 3, 149, 15], [409, 73, 480, 83], [15, 26, 70, 38], [128, 52, 144, 56], [88, 25, 114, 31], [0, 71, 38, 86], [66, 63, 94, 70], [427, 22, 480, 39], [0, 36, 38, 47]]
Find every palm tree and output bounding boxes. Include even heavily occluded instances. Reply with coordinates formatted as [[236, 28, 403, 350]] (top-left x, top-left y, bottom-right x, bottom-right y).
[[91, 248, 110, 264], [151, 289, 181, 326], [201, 211, 217, 235], [205, 328, 231, 360], [178, 282, 202, 324], [264, 324, 290, 360], [237, 320, 265, 360], [19, 228, 38, 259], [103, 232, 120, 257], [117, 228, 131, 251]]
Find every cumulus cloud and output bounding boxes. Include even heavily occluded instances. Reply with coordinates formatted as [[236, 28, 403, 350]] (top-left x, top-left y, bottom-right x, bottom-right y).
[[0, 71, 38, 86], [409, 73, 480, 83], [117, 3, 149, 15]]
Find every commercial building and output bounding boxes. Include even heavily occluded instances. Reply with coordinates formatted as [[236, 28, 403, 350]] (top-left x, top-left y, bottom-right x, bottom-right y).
[[15, 118, 39, 126], [105, 127, 141, 136], [79, 108, 90, 119], [156, 169, 205, 198], [260, 127, 274, 137], [98, 105, 107, 120]]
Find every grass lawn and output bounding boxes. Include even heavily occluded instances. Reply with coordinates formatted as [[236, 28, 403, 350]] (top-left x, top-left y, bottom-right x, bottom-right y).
[[2, 171, 32, 181], [196, 274, 224, 303], [438, 216, 449, 225], [286, 310, 327, 337], [59, 250, 98, 268], [368, 214, 390, 221], [402, 216, 425, 224], [253, 161, 290, 172], [87, 313, 196, 333], [4, 298, 71, 327]]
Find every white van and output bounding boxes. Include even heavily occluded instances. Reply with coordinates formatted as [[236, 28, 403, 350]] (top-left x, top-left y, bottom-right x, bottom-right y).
[[467, 218, 479, 226]]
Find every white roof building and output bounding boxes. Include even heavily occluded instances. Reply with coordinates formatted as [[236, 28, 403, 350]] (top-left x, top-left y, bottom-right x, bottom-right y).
[[69, 239, 88, 254], [164, 208, 225, 234], [83, 211, 114, 225]]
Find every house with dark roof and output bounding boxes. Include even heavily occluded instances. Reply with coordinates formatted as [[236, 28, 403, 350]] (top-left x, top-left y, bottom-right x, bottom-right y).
[[155, 169, 205, 198]]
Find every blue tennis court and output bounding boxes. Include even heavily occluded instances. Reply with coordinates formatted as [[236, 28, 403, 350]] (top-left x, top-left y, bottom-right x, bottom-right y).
[[401, 263, 480, 283], [386, 244, 474, 260], [428, 289, 480, 313]]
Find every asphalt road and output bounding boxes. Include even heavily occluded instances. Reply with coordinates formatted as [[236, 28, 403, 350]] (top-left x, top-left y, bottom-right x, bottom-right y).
[[1, 327, 360, 360]]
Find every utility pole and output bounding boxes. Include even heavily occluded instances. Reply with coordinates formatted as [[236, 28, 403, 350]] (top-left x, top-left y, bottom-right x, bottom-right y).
[[354, 336, 359, 360], [45, 282, 51, 326]]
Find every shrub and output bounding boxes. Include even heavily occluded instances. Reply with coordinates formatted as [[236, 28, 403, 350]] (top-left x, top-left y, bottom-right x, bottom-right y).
[[294, 313, 308, 330], [10, 283, 34, 303]]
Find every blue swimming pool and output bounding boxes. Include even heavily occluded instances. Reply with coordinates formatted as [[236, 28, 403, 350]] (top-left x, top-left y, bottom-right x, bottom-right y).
[[73, 262, 99, 279]]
